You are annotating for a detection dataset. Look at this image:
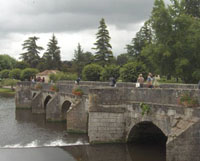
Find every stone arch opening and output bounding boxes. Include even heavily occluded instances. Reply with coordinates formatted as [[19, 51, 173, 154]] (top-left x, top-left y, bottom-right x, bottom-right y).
[[127, 121, 167, 145], [44, 95, 52, 109], [127, 121, 167, 161], [61, 100, 71, 120]]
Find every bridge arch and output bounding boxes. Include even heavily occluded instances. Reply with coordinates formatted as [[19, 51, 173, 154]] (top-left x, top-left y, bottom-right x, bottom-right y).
[[61, 100, 71, 120], [127, 121, 167, 145], [44, 95, 52, 109]]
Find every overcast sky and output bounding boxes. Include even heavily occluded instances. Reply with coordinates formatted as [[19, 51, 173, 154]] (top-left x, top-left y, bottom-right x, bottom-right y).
[[0, 0, 170, 61]]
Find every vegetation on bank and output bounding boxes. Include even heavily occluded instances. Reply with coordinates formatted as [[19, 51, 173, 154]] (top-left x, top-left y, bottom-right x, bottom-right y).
[[0, 88, 15, 97]]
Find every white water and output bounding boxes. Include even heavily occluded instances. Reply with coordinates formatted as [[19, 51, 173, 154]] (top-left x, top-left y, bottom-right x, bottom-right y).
[[2, 140, 89, 149]]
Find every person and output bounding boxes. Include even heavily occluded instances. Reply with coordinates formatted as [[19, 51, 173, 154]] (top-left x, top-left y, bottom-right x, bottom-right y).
[[42, 77, 45, 83], [109, 77, 116, 87], [137, 74, 144, 88], [76, 77, 81, 85], [198, 80, 200, 89], [153, 74, 160, 88], [147, 73, 153, 88]]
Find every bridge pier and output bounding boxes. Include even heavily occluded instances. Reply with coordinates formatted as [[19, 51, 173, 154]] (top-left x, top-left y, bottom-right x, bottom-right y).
[[15, 81, 200, 161]]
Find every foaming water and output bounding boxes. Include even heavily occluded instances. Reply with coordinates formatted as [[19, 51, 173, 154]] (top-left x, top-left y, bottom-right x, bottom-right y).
[[0, 97, 88, 149], [2, 140, 89, 149]]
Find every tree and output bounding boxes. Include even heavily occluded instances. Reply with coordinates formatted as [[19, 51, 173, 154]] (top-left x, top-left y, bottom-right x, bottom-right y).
[[43, 34, 61, 70], [127, 20, 153, 60], [116, 54, 129, 67], [82, 64, 103, 81], [185, 0, 200, 18], [9, 68, 22, 80], [93, 18, 113, 66], [15, 61, 30, 69], [0, 55, 17, 71], [101, 65, 120, 81], [0, 69, 10, 79], [20, 68, 39, 81], [73, 44, 94, 76], [20, 36, 43, 68], [120, 62, 146, 82]]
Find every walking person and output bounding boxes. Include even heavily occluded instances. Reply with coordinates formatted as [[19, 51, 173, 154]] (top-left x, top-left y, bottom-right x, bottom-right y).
[[137, 74, 144, 88], [147, 73, 153, 88]]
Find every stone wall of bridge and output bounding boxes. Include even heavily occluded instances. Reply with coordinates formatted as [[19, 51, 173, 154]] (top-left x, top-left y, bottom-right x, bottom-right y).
[[15, 81, 200, 161]]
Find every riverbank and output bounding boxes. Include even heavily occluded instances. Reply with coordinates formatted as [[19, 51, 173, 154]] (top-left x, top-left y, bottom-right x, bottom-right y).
[[0, 88, 15, 97]]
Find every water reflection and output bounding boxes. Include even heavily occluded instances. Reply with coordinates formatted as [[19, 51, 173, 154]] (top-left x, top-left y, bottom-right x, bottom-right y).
[[61, 144, 166, 161]]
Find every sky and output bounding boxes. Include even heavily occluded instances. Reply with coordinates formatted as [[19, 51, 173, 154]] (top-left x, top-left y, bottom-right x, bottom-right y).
[[0, 0, 170, 61]]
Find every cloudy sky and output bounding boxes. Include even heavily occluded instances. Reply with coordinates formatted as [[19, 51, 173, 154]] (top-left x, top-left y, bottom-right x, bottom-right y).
[[0, 0, 170, 61]]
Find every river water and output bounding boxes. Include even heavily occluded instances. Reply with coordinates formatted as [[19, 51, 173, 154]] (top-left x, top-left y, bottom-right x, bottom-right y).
[[0, 96, 166, 161]]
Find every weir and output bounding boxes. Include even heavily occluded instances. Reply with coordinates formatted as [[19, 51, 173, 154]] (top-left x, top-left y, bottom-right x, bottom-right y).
[[15, 81, 200, 161]]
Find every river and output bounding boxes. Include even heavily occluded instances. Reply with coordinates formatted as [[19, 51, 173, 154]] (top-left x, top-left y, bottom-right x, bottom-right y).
[[0, 96, 166, 161]]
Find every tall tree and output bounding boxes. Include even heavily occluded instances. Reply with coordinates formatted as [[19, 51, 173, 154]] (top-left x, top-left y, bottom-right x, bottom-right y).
[[93, 18, 113, 66], [73, 43, 94, 76], [43, 34, 61, 70], [185, 0, 200, 18], [20, 36, 43, 68], [127, 20, 153, 59]]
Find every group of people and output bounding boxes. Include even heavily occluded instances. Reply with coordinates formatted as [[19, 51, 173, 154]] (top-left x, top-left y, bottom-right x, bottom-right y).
[[31, 76, 45, 83], [137, 73, 160, 88]]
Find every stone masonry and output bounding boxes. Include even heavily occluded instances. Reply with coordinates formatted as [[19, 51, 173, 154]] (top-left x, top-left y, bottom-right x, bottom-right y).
[[16, 81, 200, 161]]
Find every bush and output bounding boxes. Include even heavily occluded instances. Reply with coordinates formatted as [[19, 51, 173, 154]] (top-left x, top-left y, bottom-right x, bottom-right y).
[[9, 68, 21, 80], [82, 64, 103, 81], [21, 68, 39, 81], [49, 72, 77, 83], [101, 65, 120, 81], [120, 62, 146, 82], [0, 69, 10, 79]]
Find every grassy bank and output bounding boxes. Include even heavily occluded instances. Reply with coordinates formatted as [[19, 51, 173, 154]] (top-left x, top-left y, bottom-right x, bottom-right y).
[[0, 88, 15, 97]]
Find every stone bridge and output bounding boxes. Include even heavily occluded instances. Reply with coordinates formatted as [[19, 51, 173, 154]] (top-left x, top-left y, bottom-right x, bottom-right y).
[[15, 81, 200, 161]]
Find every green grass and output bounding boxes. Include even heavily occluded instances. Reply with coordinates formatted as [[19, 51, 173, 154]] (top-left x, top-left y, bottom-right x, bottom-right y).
[[0, 88, 15, 97]]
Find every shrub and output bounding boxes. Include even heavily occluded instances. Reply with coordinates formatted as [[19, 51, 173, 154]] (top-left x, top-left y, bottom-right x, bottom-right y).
[[0, 69, 10, 79], [49, 72, 77, 83], [120, 62, 146, 82], [21, 68, 39, 81], [35, 83, 42, 90], [140, 103, 151, 116], [72, 87, 84, 96], [82, 64, 103, 81], [178, 92, 199, 107], [9, 68, 21, 80], [1, 79, 20, 90], [50, 84, 59, 92], [101, 65, 120, 81]]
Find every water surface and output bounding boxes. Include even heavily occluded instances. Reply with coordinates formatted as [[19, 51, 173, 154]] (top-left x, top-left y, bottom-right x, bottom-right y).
[[0, 96, 166, 161]]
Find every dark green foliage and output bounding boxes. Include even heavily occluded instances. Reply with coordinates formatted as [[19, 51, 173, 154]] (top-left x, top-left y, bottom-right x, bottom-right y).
[[43, 34, 61, 70], [20, 36, 43, 68], [15, 61, 30, 69], [0, 55, 17, 71], [73, 43, 94, 76], [140, 103, 151, 116], [0, 69, 10, 79], [20, 68, 39, 81], [126, 0, 200, 83], [120, 62, 146, 82], [101, 65, 120, 81], [49, 72, 77, 83], [116, 54, 129, 67], [93, 18, 113, 66], [185, 0, 200, 18], [82, 64, 103, 81], [9, 68, 22, 80]]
